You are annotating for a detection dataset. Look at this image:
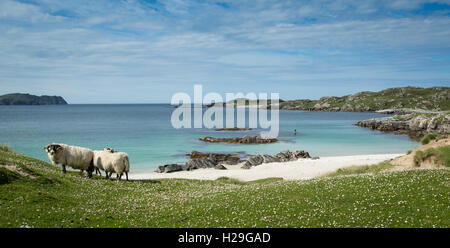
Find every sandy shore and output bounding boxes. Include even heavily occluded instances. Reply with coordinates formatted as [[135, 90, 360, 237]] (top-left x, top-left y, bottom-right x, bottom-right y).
[[129, 153, 404, 182]]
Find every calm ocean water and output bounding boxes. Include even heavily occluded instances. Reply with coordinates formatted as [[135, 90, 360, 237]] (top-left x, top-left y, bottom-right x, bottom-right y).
[[0, 104, 418, 172]]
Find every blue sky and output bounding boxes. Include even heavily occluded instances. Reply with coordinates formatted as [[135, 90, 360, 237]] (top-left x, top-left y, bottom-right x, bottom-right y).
[[0, 0, 449, 103]]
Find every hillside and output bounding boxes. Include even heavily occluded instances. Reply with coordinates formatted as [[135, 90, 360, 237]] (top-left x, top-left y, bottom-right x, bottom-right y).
[[0, 93, 67, 105], [0, 147, 448, 227], [205, 98, 284, 108], [279, 86, 449, 112]]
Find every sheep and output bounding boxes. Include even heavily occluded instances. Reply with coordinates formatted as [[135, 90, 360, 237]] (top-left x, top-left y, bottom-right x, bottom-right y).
[[103, 148, 130, 180], [44, 143, 95, 178], [93, 149, 130, 181]]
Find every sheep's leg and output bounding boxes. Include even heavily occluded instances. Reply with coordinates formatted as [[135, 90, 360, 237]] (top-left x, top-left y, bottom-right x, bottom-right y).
[[118, 173, 122, 181], [62, 164, 66, 174], [87, 169, 93, 179], [105, 171, 109, 180], [125, 172, 128, 181], [95, 168, 101, 175]]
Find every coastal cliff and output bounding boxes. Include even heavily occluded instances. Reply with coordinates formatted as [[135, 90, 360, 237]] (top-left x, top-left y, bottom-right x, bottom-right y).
[[356, 113, 450, 138], [0, 93, 68, 105]]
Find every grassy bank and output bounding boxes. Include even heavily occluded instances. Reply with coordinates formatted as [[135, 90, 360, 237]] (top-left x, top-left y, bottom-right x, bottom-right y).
[[414, 146, 450, 167], [322, 162, 396, 177], [0, 149, 449, 228]]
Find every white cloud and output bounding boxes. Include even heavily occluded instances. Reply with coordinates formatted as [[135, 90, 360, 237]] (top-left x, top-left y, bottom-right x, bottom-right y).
[[0, 0, 66, 22], [0, 0, 449, 102]]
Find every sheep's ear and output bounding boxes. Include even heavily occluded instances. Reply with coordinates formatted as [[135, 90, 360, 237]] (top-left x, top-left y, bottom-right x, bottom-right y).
[[56, 145, 62, 151]]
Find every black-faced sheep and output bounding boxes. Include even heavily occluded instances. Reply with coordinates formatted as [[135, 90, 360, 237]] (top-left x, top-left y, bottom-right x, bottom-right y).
[[44, 143, 95, 178]]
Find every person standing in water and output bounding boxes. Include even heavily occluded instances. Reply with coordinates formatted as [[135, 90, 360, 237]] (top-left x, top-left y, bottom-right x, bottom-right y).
[[294, 129, 297, 135]]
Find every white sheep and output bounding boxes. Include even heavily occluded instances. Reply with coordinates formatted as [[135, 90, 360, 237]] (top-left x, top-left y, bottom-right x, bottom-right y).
[[104, 148, 130, 180], [93, 149, 130, 181], [44, 143, 95, 178]]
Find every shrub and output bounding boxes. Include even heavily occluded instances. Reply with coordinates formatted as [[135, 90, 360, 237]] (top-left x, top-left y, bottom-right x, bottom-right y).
[[414, 146, 450, 167], [0, 145, 9, 152], [407, 150, 412, 155], [420, 133, 439, 145], [414, 150, 425, 167], [0, 167, 20, 185]]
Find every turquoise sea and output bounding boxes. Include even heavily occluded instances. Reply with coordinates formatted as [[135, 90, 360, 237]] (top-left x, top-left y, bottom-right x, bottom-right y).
[[0, 104, 418, 172]]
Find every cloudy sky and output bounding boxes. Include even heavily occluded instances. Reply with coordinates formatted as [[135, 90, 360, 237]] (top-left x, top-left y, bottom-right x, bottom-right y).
[[1, 0, 449, 103]]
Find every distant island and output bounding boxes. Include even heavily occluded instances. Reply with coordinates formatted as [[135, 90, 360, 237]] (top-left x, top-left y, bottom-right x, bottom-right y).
[[0, 93, 68, 105]]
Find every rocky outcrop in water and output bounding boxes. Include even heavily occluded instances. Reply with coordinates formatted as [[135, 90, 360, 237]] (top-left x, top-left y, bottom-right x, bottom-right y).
[[215, 128, 251, 131], [199, 136, 278, 144], [356, 113, 450, 137], [155, 150, 313, 173], [241, 150, 311, 169], [188, 151, 241, 165], [155, 164, 185, 173]]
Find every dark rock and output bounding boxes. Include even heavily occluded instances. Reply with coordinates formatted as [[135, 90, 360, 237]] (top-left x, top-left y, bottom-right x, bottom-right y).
[[292, 150, 311, 159], [185, 157, 217, 171], [262, 154, 280, 163], [275, 150, 310, 162], [247, 155, 264, 166], [155, 166, 165, 173], [215, 127, 251, 131], [214, 164, 227, 170], [241, 161, 252, 169], [199, 136, 278, 144], [241, 150, 309, 169], [188, 151, 241, 165], [155, 164, 185, 173], [164, 149, 313, 172]]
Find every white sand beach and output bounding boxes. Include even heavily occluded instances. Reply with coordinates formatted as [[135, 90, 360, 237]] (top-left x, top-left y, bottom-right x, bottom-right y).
[[129, 153, 404, 182]]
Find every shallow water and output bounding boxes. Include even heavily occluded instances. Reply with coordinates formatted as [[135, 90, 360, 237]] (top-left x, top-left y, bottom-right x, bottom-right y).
[[0, 104, 418, 172]]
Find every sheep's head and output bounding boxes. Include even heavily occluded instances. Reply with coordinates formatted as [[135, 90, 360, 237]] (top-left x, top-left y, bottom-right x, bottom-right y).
[[104, 147, 117, 153], [45, 144, 62, 155]]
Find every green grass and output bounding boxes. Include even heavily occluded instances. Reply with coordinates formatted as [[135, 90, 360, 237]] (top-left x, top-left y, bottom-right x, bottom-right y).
[[414, 146, 450, 167], [0, 145, 10, 152], [0, 149, 449, 228], [420, 133, 439, 145], [322, 162, 396, 177]]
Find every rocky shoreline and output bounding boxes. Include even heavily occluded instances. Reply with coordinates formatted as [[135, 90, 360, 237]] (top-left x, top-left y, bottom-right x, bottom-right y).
[[215, 127, 251, 131], [199, 135, 278, 144], [356, 112, 449, 138], [155, 150, 314, 173]]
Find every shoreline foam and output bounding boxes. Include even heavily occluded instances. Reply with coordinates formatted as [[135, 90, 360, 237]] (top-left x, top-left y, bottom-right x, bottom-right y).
[[129, 153, 404, 181]]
